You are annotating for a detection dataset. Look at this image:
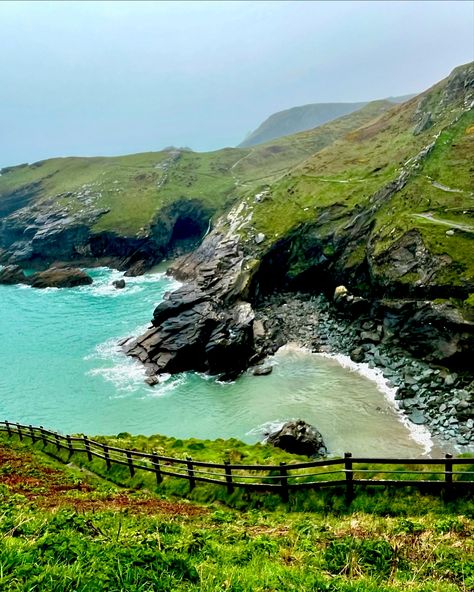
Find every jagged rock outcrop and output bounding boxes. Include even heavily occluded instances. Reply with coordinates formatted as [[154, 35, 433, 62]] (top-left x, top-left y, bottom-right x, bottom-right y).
[[266, 420, 328, 457], [0, 264, 28, 284], [125, 225, 261, 378]]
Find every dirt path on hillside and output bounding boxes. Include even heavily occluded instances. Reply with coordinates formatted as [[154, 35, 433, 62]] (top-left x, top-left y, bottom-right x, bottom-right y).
[[414, 212, 474, 233]]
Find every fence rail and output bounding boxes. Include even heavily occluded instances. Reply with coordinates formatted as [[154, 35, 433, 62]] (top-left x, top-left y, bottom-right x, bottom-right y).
[[1, 421, 473, 500]]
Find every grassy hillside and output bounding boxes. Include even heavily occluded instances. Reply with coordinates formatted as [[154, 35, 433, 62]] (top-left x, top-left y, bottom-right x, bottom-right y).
[[234, 63, 474, 296], [1, 434, 473, 591], [232, 101, 394, 188], [238, 95, 413, 148], [0, 101, 396, 244], [239, 101, 367, 147]]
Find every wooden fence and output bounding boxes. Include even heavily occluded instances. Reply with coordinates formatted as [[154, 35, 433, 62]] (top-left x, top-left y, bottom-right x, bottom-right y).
[[1, 421, 473, 501]]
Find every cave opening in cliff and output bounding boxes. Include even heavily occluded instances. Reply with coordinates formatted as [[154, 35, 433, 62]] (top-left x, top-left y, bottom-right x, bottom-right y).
[[169, 215, 206, 254]]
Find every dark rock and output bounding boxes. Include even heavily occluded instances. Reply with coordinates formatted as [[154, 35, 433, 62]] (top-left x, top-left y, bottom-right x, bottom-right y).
[[112, 279, 126, 289], [408, 411, 427, 425], [144, 375, 160, 386], [360, 330, 381, 343], [29, 266, 93, 288], [124, 260, 149, 277], [266, 420, 327, 458], [413, 111, 433, 135], [252, 365, 273, 376], [350, 347, 365, 363], [0, 264, 28, 284]]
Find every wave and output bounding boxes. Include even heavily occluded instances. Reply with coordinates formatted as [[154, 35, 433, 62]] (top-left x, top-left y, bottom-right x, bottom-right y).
[[246, 419, 292, 441], [78, 267, 181, 299]]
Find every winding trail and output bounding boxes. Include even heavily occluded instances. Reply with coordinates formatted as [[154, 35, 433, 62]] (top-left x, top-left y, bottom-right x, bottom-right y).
[[414, 212, 474, 234], [230, 149, 255, 187]]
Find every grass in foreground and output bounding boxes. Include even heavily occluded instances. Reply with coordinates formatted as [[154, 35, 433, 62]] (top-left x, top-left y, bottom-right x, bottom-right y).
[[1, 434, 473, 591]]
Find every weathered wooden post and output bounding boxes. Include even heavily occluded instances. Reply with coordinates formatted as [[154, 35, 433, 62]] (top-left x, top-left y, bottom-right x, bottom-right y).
[[224, 461, 234, 494], [66, 435, 74, 459], [5, 421, 11, 437], [29, 425, 36, 443], [445, 453, 453, 484], [151, 452, 162, 484], [280, 462, 289, 503], [103, 444, 111, 470], [54, 433, 61, 451], [39, 426, 47, 447], [83, 436, 92, 462], [344, 452, 354, 502], [444, 453, 453, 498], [126, 451, 135, 477], [186, 456, 196, 491], [16, 423, 23, 441]]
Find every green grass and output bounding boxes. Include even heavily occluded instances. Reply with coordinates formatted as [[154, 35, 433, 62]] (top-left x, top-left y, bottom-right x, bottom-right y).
[[0, 100, 398, 239], [1, 435, 473, 591]]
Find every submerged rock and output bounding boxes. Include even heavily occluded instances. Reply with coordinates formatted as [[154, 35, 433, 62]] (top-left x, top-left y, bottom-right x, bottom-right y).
[[112, 279, 126, 289], [266, 420, 328, 458], [252, 365, 273, 376]]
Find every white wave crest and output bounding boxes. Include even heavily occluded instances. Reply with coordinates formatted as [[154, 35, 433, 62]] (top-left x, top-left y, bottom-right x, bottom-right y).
[[246, 419, 291, 440]]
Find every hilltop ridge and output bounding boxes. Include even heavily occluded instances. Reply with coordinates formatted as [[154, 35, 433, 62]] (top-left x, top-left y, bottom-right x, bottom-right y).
[[238, 94, 413, 148]]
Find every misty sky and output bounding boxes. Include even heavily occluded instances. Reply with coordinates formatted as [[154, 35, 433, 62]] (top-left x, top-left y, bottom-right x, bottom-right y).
[[1, 0, 473, 167]]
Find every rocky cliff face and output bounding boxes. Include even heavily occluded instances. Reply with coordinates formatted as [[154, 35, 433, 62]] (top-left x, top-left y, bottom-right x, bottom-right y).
[[127, 63, 474, 378]]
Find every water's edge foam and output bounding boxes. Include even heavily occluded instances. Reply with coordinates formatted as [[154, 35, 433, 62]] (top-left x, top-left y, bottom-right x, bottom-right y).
[[318, 351, 434, 456]]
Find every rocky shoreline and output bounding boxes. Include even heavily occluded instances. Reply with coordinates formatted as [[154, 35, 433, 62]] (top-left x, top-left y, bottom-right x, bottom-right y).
[[255, 292, 474, 450]]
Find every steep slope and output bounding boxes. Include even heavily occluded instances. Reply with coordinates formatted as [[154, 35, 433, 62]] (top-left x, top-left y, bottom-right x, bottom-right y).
[[239, 102, 367, 147], [239, 95, 413, 148], [0, 101, 394, 274], [128, 62, 474, 377], [2, 434, 473, 592]]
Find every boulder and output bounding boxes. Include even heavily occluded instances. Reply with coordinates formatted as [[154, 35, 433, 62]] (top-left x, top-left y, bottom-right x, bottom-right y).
[[112, 279, 126, 289], [350, 346, 365, 363], [333, 285, 348, 302], [266, 420, 328, 457], [29, 266, 93, 288], [0, 264, 28, 285]]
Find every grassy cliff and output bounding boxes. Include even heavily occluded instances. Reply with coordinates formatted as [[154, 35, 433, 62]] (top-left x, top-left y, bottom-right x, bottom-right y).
[[229, 63, 473, 300], [0, 100, 394, 267]]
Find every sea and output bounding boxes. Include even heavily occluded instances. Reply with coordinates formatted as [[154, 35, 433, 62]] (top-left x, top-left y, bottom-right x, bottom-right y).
[[0, 266, 434, 457]]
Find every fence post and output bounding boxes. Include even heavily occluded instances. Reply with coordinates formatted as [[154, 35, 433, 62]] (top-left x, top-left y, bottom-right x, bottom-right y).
[[126, 451, 135, 477], [66, 435, 74, 459], [54, 433, 61, 451], [279, 462, 289, 503], [16, 423, 23, 441], [186, 456, 196, 491], [344, 452, 354, 502], [5, 421, 11, 437], [83, 436, 92, 461], [29, 425, 36, 443], [151, 452, 162, 484], [39, 426, 47, 447], [224, 461, 234, 494], [103, 444, 111, 470], [444, 453, 453, 497]]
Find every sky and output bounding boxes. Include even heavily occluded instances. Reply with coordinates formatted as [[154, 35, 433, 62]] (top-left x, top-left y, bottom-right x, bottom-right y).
[[0, 0, 473, 167]]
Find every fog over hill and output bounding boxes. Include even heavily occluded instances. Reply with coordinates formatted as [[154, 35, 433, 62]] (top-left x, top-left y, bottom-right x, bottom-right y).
[[238, 95, 415, 147]]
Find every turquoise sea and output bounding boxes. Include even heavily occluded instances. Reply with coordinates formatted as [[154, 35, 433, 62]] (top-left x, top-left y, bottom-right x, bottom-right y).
[[0, 267, 432, 456]]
